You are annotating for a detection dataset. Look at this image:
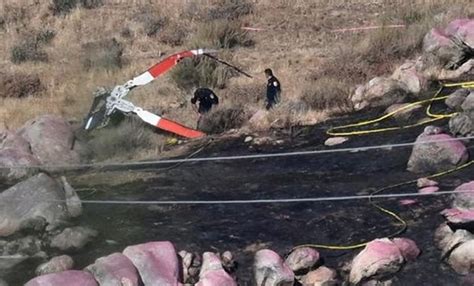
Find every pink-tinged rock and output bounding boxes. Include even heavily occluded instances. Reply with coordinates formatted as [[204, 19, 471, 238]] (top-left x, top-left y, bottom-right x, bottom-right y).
[[407, 132, 469, 174], [196, 252, 236, 286], [285, 247, 320, 272], [254, 249, 294, 286], [18, 115, 80, 165], [418, 186, 439, 194], [448, 239, 474, 274], [423, 28, 453, 53], [392, 238, 420, 262], [445, 19, 474, 48], [351, 77, 409, 111], [301, 266, 337, 286], [86, 252, 139, 286], [123, 241, 180, 286], [0, 130, 31, 152], [25, 270, 98, 286], [442, 208, 474, 224], [417, 177, 438, 188], [399, 199, 417, 206], [452, 181, 474, 210], [349, 238, 404, 284], [0, 147, 40, 181]]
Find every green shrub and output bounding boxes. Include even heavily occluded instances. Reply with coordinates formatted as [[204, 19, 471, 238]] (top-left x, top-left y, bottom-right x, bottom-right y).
[[10, 40, 48, 64]]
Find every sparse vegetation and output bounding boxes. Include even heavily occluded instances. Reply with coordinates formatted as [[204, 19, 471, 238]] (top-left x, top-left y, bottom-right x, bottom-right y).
[[0, 72, 43, 99], [50, 0, 103, 15], [86, 116, 158, 161], [10, 29, 56, 64], [198, 106, 248, 134], [81, 38, 123, 71], [301, 77, 352, 112]]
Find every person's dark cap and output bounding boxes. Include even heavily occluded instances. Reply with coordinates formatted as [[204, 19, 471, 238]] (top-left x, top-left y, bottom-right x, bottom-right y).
[[264, 68, 273, 76]]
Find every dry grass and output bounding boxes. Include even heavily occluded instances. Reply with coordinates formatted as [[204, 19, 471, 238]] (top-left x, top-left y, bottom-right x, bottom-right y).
[[0, 0, 473, 136]]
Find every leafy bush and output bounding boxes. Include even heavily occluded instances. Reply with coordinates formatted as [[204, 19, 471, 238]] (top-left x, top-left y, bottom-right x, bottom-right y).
[[81, 38, 123, 70]]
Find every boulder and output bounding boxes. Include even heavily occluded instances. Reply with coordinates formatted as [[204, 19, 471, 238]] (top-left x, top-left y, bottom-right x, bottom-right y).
[[447, 239, 474, 274], [441, 229, 474, 258], [196, 252, 237, 286], [18, 115, 80, 165], [449, 111, 474, 136], [50, 226, 98, 251], [418, 186, 439, 194], [349, 238, 404, 284], [452, 181, 474, 210], [417, 177, 438, 188], [300, 266, 337, 286], [324, 137, 348, 146], [25, 270, 98, 286], [351, 77, 410, 111], [123, 241, 180, 286], [445, 19, 474, 48], [285, 247, 320, 273], [407, 129, 469, 174], [0, 130, 31, 152], [391, 238, 420, 262], [0, 148, 40, 181], [0, 173, 69, 237], [434, 223, 455, 252], [391, 60, 427, 94], [445, 89, 470, 110], [36, 255, 74, 276], [441, 208, 474, 225], [254, 249, 294, 286], [86, 252, 139, 286], [422, 28, 463, 69], [61, 177, 82, 218], [461, 92, 474, 111]]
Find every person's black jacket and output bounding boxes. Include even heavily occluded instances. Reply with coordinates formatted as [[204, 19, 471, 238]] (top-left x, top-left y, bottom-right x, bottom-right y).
[[266, 76, 281, 108], [191, 88, 219, 114]]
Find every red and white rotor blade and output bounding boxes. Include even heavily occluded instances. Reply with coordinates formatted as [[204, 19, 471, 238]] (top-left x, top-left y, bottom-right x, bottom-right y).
[[128, 49, 216, 87], [135, 109, 205, 139]]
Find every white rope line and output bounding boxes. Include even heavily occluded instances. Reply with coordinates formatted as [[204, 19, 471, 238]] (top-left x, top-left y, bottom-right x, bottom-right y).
[[2, 136, 473, 170], [3, 190, 473, 205]]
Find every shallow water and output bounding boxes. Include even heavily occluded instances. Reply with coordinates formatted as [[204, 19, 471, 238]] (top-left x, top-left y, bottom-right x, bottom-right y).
[[5, 101, 474, 285]]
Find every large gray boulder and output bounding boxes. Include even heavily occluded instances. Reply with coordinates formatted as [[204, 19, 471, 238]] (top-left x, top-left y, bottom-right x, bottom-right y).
[[285, 247, 320, 273], [445, 89, 470, 110], [86, 252, 140, 286], [18, 115, 80, 165], [0, 130, 39, 181], [0, 173, 69, 237], [351, 77, 410, 111], [253, 249, 294, 286], [407, 128, 469, 174], [452, 181, 474, 210], [35, 255, 74, 276], [50, 226, 98, 251], [391, 60, 427, 94], [449, 111, 474, 136]]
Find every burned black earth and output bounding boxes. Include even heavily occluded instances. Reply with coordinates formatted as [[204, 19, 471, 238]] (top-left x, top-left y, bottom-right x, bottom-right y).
[[7, 106, 474, 285]]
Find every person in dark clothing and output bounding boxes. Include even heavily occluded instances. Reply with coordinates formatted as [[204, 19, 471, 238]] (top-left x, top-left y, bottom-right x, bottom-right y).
[[264, 68, 281, 110], [191, 87, 219, 114], [191, 87, 219, 129]]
